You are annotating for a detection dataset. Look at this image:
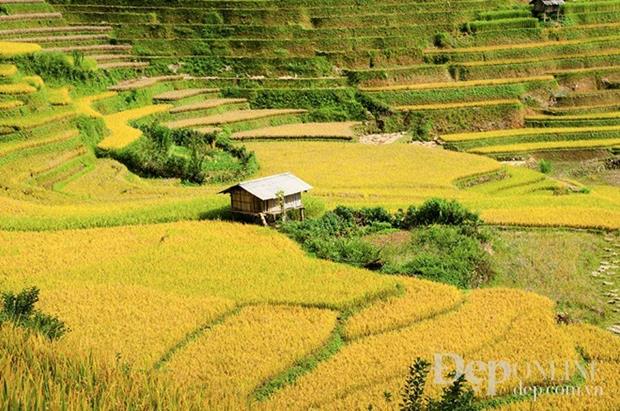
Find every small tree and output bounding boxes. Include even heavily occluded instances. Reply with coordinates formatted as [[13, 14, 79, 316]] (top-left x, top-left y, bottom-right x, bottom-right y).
[[400, 357, 477, 411], [538, 159, 552, 174], [401, 358, 431, 411], [186, 139, 208, 184]]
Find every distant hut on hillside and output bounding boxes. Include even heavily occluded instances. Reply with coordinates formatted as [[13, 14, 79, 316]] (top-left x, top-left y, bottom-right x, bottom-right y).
[[530, 0, 564, 20], [220, 172, 312, 225]]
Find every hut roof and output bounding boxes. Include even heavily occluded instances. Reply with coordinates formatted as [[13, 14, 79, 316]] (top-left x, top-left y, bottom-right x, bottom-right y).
[[530, 0, 564, 5], [219, 172, 312, 200]]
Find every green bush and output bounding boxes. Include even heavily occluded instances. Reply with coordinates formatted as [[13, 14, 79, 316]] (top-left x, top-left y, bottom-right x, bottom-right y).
[[107, 124, 258, 184], [401, 198, 481, 228], [386, 225, 493, 288], [13, 52, 97, 83], [400, 357, 477, 411], [0, 287, 67, 341], [281, 206, 392, 267], [433, 32, 455, 49], [282, 200, 491, 286], [538, 159, 553, 174], [76, 116, 108, 148]]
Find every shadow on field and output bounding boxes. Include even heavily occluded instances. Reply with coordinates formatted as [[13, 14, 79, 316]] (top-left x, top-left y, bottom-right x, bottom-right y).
[[199, 206, 233, 221]]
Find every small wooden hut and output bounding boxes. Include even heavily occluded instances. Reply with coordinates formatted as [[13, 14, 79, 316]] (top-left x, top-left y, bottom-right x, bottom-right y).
[[220, 172, 312, 225], [530, 0, 564, 20]]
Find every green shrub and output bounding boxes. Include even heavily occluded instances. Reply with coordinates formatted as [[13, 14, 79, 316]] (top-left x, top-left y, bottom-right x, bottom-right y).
[[0, 287, 67, 341], [76, 116, 107, 148], [538, 159, 553, 174], [281, 206, 391, 267], [433, 32, 455, 49], [282, 200, 488, 284], [384, 225, 493, 288], [408, 113, 434, 142], [14, 52, 96, 83], [400, 357, 477, 411], [108, 124, 258, 184], [403, 198, 481, 228]]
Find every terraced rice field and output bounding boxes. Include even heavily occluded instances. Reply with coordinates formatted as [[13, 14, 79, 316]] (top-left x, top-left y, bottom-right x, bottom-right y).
[[231, 122, 360, 140], [98, 105, 172, 150], [1, 0, 619, 409]]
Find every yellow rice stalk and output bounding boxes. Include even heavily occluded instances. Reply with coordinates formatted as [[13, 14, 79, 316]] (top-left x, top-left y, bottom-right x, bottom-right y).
[[98, 104, 171, 150], [425, 35, 620, 54], [265, 289, 577, 409], [0, 220, 399, 309], [362, 75, 554, 92], [0, 41, 41, 57], [0, 82, 38, 95], [344, 276, 463, 340], [0, 64, 17, 77], [566, 323, 620, 362], [498, 362, 620, 410], [75, 91, 117, 118], [166, 305, 337, 408], [164, 108, 306, 129], [526, 111, 620, 120], [39, 285, 237, 366], [0, 100, 23, 110], [232, 122, 360, 139], [443, 125, 620, 142], [459, 49, 620, 67], [48, 87, 72, 106], [0, 130, 79, 157], [469, 138, 620, 154], [396, 99, 520, 111], [326, 294, 578, 409], [23, 75, 44, 89]]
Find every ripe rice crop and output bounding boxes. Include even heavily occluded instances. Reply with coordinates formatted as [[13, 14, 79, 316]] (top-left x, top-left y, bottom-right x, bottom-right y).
[[326, 293, 578, 409], [0, 82, 37, 95], [0, 221, 399, 309], [0, 130, 79, 157], [442, 125, 620, 142], [246, 142, 620, 229], [0, 41, 41, 57], [469, 138, 620, 154], [165, 305, 337, 408], [566, 323, 620, 362], [75, 91, 117, 118], [479, 206, 620, 230], [343, 276, 463, 340], [0, 64, 17, 77], [39, 285, 236, 366], [265, 289, 576, 409], [164, 109, 306, 129], [457, 49, 620, 67], [98, 104, 171, 150], [426, 35, 620, 54], [169, 98, 247, 114], [361, 75, 554, 91], [0, 100, 23, 110], [154, 88, 219, 101], [231, 122, 360, 140], [0, 325, 214, 409], [47, 87, 71, 106], [526, 111, 620, 120], [498, 362, 620, 410], [0, 108, 76, 131], [396, 99, 520, 111], [247, 141, 500, 194]]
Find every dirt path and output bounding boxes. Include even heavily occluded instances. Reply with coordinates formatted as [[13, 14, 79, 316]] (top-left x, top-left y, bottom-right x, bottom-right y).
[[358, 132, 443, 147], [358, 132, 405, 145]]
